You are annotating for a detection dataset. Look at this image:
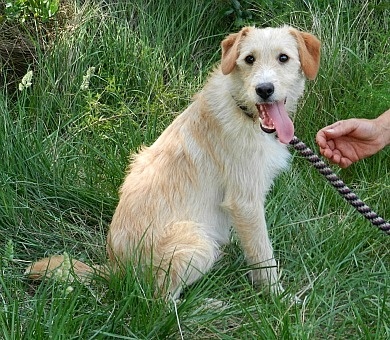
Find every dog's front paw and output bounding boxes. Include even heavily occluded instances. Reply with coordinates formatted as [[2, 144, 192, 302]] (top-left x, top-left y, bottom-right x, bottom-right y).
[[248, 269, 284, 295], [270, 282, 285, 295]]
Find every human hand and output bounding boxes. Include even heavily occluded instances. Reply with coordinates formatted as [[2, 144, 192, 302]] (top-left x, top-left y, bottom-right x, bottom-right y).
[[316, 117, 386, 168]]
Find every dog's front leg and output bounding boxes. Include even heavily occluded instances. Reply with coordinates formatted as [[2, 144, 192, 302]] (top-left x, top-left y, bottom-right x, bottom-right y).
[[223, 195, 283, 294]]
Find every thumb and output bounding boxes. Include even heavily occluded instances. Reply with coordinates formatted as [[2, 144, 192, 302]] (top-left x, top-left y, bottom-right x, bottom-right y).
[[323, 121, 356, 138]]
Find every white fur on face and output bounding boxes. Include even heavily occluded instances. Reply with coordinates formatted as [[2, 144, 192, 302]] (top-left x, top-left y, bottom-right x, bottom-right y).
[[231, 26, 305, 113]]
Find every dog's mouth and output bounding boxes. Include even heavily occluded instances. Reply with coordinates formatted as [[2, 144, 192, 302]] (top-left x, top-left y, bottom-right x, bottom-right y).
[[256, 100, 294, 144]]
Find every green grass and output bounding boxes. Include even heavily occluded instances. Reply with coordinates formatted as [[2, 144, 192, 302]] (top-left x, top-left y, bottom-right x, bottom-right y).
[[1, 0, 389, 338]]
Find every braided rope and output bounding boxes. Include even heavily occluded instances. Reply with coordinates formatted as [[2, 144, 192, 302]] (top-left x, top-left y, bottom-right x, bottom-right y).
[[289, 136, 390, 235]]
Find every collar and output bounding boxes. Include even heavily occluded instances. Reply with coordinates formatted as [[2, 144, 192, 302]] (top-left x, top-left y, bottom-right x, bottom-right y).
[[232, 96, 255, 118], [238, 104, 254, 118]]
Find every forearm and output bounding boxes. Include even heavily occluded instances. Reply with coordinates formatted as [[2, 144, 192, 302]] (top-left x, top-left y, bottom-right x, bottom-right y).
[[374, 109, 390, 148]]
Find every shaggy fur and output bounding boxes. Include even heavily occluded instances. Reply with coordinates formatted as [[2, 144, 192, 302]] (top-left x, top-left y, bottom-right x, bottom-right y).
[[26, 26, 320, 299]]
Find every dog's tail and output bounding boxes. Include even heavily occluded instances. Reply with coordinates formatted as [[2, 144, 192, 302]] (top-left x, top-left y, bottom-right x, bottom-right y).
[[25, 253, 108, 282]]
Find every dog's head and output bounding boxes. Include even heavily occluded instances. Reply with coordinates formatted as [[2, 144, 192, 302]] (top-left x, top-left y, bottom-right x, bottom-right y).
[[221, 26, 321, 144]]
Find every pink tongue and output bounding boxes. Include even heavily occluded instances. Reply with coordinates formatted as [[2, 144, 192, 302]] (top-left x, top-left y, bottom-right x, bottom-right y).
[[266, 101, 294, 144]]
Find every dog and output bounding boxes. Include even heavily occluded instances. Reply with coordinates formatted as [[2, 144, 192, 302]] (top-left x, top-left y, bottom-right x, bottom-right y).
[[26, 26, 320, 299]]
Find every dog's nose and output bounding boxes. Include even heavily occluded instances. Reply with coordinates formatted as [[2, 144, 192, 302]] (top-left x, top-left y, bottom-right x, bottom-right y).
[[256, 83, 274, 100]]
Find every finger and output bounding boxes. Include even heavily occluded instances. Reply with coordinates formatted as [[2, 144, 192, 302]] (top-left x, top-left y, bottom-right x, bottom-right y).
[[316, 132, 327, 148], [322, 148, 334, 159], [322, 121, 357, 139], [331, 153, 341, 164], [339, 158, 353, 168]]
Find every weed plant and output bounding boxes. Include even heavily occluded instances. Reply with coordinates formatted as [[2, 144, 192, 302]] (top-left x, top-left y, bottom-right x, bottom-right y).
[[0, 0, 389, 338]]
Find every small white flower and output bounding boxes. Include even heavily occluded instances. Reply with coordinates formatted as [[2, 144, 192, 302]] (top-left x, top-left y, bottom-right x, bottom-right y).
[[65, 286, 74, 295], [52, 252, 73, 282], [53, 267, 64, 280], [61, 252, 72, 281], [80, 66, 95, 91], [19, 70, 33, 91]]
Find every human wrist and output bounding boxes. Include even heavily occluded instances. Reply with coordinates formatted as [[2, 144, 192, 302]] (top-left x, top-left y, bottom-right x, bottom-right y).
[[374, 109, 390, 148]]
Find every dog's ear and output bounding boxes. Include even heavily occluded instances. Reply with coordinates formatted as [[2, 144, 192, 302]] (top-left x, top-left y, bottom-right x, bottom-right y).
[[290, 29, 321, 80], [221, 27, 250, 75]]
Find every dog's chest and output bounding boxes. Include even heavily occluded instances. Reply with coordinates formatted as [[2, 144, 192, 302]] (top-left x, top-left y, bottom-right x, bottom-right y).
[[226, 132, 290, 179]]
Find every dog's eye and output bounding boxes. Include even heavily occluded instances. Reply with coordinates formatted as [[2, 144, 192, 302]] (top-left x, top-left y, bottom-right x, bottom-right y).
[[278, 54, 289, 63], [244, 55, 255, 65]]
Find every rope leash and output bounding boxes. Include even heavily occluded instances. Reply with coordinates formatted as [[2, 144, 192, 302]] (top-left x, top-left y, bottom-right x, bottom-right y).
[[289, 136, 390, 235]]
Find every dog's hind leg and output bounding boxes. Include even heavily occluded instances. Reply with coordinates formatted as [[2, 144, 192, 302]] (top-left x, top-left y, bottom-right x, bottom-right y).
[[153, 221, 221, 300], [25, 254, 100, 282]]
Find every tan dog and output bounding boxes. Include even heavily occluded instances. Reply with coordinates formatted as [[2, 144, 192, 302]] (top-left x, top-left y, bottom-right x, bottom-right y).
[[26, 26, 320, 299]]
